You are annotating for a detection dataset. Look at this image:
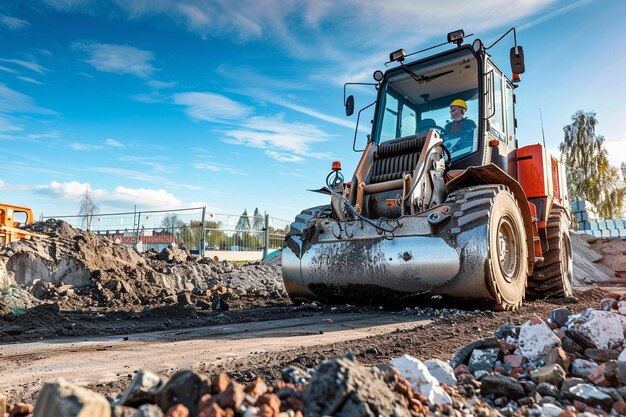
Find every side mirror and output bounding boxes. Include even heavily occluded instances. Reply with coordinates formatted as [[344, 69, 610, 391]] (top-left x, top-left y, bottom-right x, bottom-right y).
[[345, 95, 354, 117], [510, 45, 525, 74]]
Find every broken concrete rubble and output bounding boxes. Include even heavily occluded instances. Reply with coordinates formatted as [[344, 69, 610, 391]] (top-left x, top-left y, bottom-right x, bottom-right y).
[[567, 309, 624, 349], [423, 358, 457, 386], [32, 378, 110, 417], [389, 354, 451, 405], [517, 316, 561, 360], [118, 370, 164, 408]]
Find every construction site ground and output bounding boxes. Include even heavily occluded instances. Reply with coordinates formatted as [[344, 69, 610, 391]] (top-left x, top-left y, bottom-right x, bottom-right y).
[[0, 220, 625, 407]]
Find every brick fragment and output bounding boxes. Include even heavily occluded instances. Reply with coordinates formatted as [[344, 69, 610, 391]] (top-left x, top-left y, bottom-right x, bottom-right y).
[[198, 403, 225, 417], [165, 404, 189, 417], [504, 354, 525, 368], [212, 374, 229, 394], [587, 363, 610, 387]]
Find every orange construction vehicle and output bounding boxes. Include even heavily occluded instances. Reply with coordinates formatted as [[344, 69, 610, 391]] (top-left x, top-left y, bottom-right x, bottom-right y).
[[282, 29, 572, 310], [0, 204, 46, 245]]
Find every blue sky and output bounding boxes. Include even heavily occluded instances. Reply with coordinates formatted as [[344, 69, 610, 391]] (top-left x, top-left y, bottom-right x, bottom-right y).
[[0, 0, 624, 221]]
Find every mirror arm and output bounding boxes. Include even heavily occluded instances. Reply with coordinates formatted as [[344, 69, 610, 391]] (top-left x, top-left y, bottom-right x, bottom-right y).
[[344, 82, 378, 106], [485, 27, 517, 50], [353, 101, 376, 152]]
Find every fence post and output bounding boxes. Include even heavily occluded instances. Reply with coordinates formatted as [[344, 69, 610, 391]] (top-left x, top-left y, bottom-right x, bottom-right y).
[[135, 212, 142, 249], [262, 214, 270, 260], [200, 207, 206, 258]]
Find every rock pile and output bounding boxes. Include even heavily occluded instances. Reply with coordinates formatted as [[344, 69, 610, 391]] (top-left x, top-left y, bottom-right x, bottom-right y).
[[449, 292, 626, 415], [5, 293, 626, 416], [0, 220, 287, 314]]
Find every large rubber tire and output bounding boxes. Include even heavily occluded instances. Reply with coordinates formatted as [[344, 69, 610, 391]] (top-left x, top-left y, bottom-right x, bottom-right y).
[[447, 185, 528, 311], [487, 186, 528, 311], [527, 207, 573, 298]]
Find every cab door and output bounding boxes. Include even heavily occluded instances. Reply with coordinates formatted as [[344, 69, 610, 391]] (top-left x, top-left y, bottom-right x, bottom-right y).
[[485, 61, 514, 171]]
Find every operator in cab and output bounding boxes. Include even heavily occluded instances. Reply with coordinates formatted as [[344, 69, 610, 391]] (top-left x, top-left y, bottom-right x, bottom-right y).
[[444, 99, 476, 153]]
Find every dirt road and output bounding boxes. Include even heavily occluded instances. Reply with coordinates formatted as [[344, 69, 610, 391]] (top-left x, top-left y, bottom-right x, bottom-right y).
[[1, 287, 618, 405], [0, 312, 431, 402]]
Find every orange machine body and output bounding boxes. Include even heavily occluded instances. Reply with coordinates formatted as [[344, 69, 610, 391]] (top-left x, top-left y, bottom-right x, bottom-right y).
[[509, 144, 569, 256], [0, 203, 45, 245]]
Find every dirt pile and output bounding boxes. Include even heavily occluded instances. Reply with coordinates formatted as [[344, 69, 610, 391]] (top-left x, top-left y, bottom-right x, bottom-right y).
[[0, 220, 287, 313]]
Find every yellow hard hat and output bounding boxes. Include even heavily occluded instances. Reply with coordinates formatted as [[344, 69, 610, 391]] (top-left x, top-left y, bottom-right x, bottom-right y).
[[450, 99, 467, 110]]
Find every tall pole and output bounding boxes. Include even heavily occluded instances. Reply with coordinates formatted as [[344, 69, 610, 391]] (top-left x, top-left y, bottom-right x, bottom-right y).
[[262, 213, 269, 260], [135, 212, 142, 251], [200, 207, 206, 257]]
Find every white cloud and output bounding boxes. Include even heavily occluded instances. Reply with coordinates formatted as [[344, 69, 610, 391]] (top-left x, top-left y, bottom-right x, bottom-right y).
[[118, 156, 177, 173], [132, 92, 167, 104], [173, 92, 253, 122], [518, 0, 592, 31], [193, 162, 247, 176], [265, 150, 305, 163], [222, 115, 332, 161], [0, 58, 47, 74], [105, 138, 125, 148], [17, 76, 44, 85], [0, 83, 56, 114], [35, 180, 183, 210], [28, 131, 60, 139], [36, 180, 89, 199], [147, 79, 177, 89], [92, 167, 164, 183], [104, 186, 182, 210], [0, 66, 17, 74], [0, 15, 30, 31], [41, 0, 94, 11], [74, 42, 155, 78], [70, 142, 103, 151], [72, 1, 556, 59], [0, 179, 32, 192], [249, 89, 356, 130], [176, 4, 210, 29], [0, 115, 22, 132]]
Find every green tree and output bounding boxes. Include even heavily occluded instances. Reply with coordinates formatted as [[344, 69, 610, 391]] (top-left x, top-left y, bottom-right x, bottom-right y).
[[204, 220, 227, 248], [235, 209, 252, 249], [236, 209, 251, 231], [161, 213, 184, 237], [559, 111, 625, 218], [252, 208, 264, 231], [179, 220, 205, 251]]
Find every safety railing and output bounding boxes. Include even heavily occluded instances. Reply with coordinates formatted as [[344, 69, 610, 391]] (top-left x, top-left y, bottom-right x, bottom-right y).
[[43, 208, 290, 259]]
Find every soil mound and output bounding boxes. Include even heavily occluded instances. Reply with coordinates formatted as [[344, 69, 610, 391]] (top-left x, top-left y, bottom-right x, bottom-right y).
[[0, 220, 287, 313]]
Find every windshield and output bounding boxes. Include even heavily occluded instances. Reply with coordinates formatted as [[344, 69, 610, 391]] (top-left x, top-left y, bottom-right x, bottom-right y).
[[373, 49, 479, 161]]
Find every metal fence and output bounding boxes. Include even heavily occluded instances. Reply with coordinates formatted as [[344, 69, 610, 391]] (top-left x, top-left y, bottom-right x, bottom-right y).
[[43, 208, 291, 258]]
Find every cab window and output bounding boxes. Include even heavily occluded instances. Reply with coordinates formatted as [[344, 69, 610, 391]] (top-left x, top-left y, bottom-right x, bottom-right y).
[[505, 82, 515, 143], [373, 48, 479, 161], [488, 68, 506, 141]]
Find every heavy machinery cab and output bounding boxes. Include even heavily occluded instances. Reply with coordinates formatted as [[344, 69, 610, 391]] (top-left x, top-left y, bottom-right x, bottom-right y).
[[371, 44, 517, 172], [341, 31, 530, 221]]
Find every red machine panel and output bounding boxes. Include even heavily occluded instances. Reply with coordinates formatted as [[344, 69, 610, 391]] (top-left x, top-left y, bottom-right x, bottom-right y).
[[513, 143, 568, 218], [516, 144, 550, 198]]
